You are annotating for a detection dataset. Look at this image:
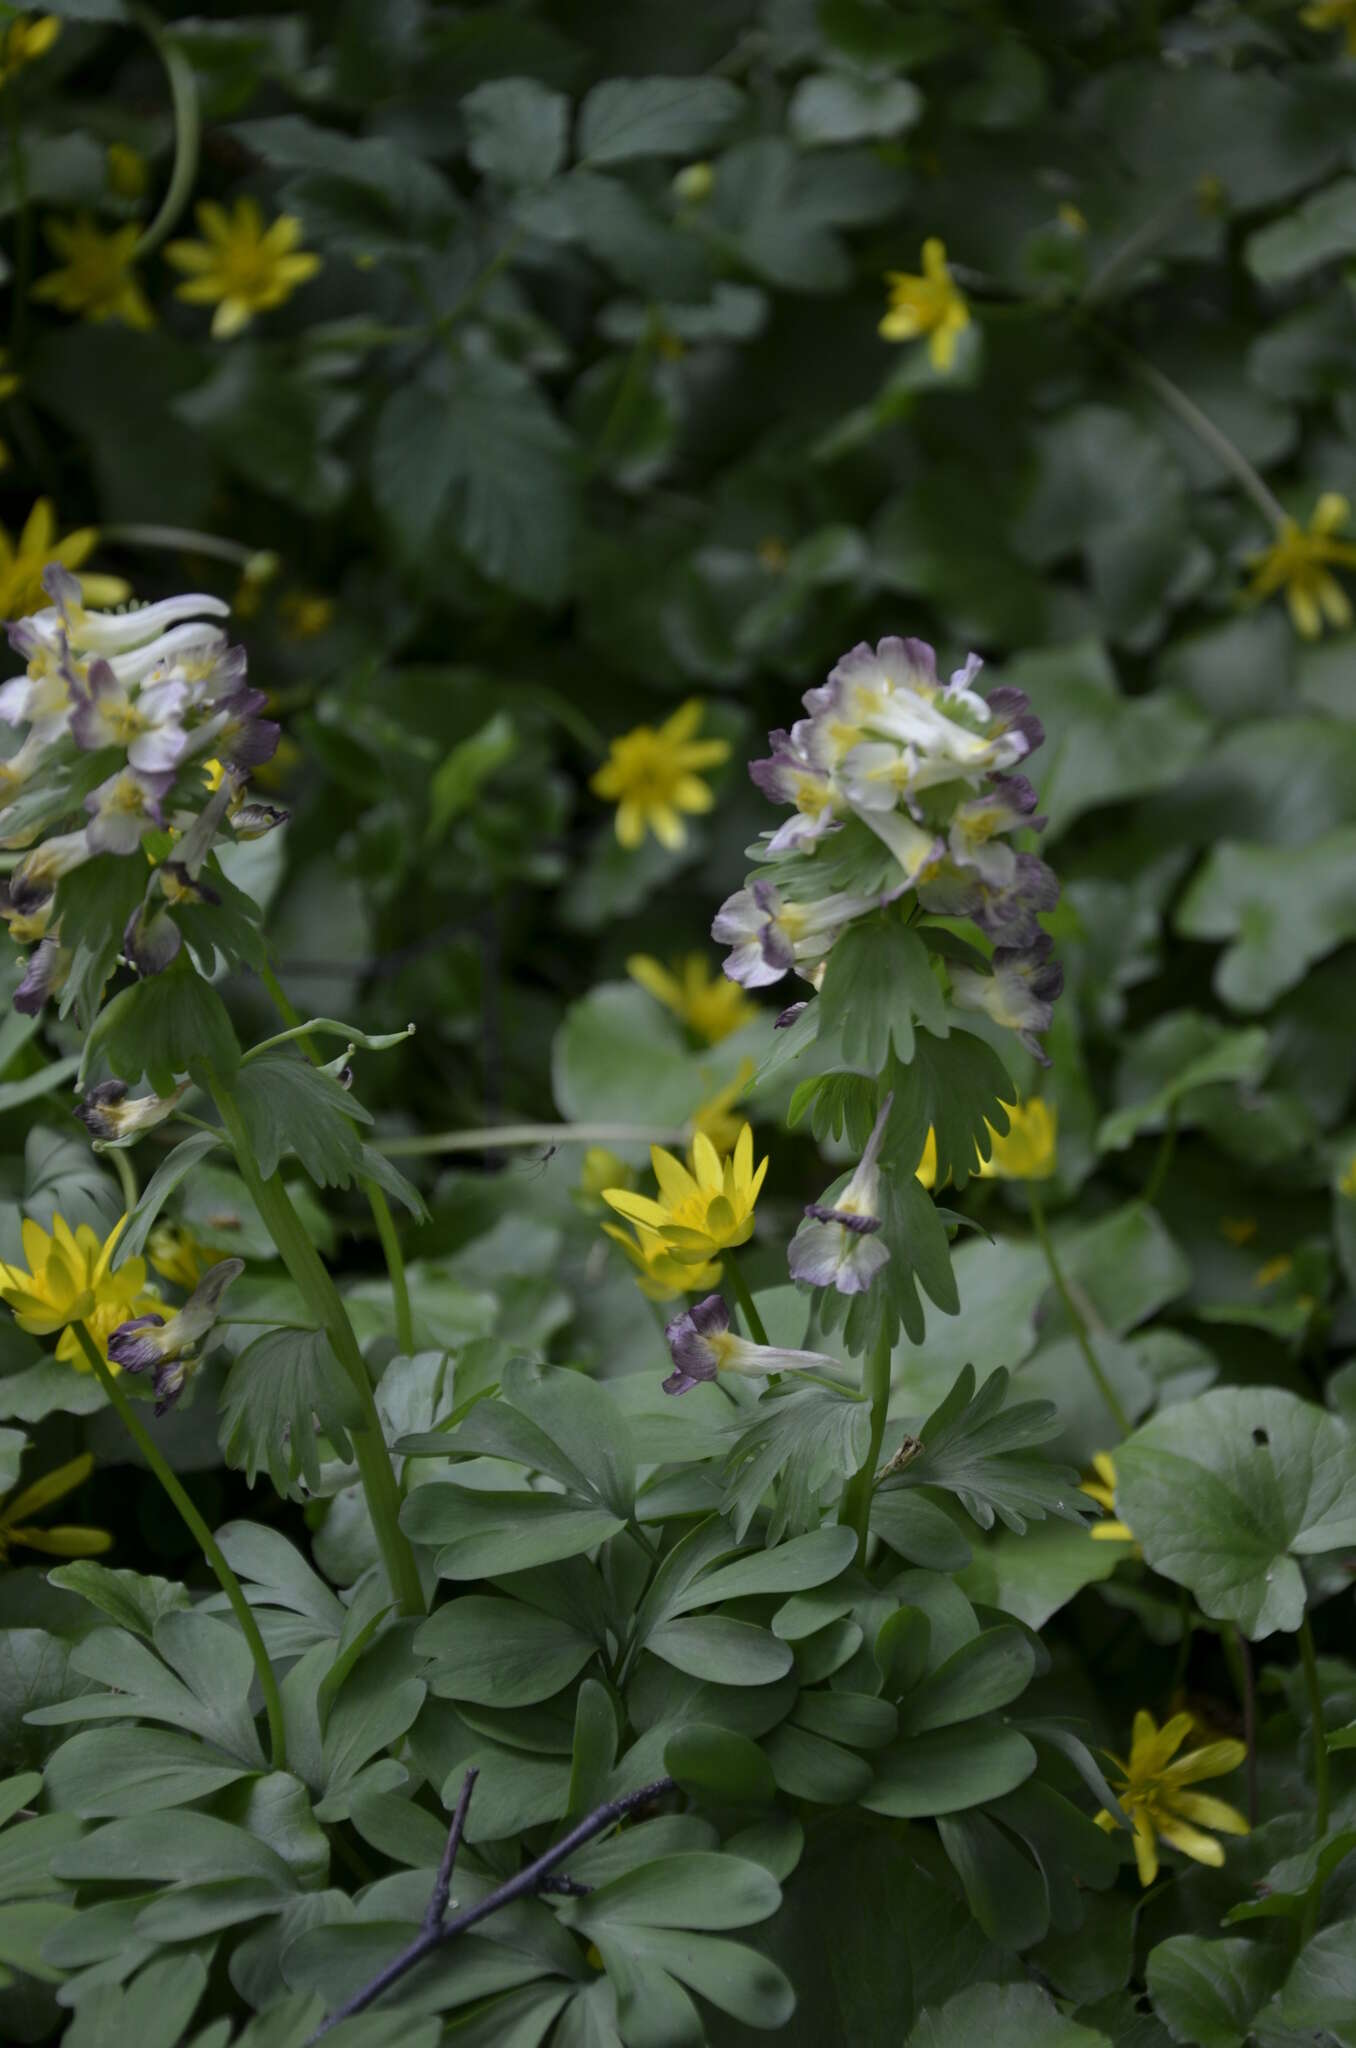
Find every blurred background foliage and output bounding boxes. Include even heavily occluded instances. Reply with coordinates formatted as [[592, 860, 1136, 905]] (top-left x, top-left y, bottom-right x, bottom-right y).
[[1, 0, 1356, 1996]]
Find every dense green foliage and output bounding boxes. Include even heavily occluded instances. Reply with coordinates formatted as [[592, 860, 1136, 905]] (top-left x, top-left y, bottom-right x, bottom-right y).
[[1, 2, 1355, 2045]]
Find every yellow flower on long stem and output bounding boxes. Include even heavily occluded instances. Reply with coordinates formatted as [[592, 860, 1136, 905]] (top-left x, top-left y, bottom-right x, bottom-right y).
[[165, 199, 321, 339], [879, 238, 970, 372], [0, 14, 59, 85], [603, 1124, 768, 1265], [590, 700, 729, 851], [0, 1214, 160, 1371], [0, 499, 130, 619], [1080, 1452, 1136, 1544], [0, 1452, 112, 1565], [1246, 493, 1356, 639], [628, 953, 760, 1044], [148, 1223, 224, 1294], [1095, 1709, 1248, 1886], [1301, 0, 1356, 56], [32, 216, 153, 330], [914, 1099, 1056, 1189]]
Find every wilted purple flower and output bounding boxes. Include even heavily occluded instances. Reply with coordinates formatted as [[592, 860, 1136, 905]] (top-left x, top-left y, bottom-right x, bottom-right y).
[[229, 800, 288, 841], [951, 934, 1065, 1063], [918, 849, 1059, 948], [662, 1292, 839, 1395], [75, 1078, 188, 1146], [789, 1095, 893, 1296], [8, 829, 90, 914], [13, 936, 69, 1016], [109, 1256, 244, 1414]]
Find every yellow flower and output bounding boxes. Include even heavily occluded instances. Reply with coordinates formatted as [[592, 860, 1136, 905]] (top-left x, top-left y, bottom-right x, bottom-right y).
[[1095, 1709, 1248, 1886], [0, 1214, 160, 1372], [978, 1099, 1057, 1181], [627, 953, 759, 1045], [913, 1100, 1056, 1189], [0, 1451, 112, 1565], [590, 699, 730, 851], [32, 215, 153, 330], [280, 590, 334, 639], [106, 143, 150, 202], [601, 1219, 723, 1303], [0, 14, 59, 84], [879, 238, 970, 372], [165, 199, 321, 339], [0, 500, 130, 621], [1253, 1253, 1293, 1289], [1246, 493, 1356, 639], [603, 1123, 768, 1265], [1301, 0, 1356, 56], [148, 1223, 224, 1294], [1337, 1153, 1356, 1199], [1080, 1452, 1136, 1545]]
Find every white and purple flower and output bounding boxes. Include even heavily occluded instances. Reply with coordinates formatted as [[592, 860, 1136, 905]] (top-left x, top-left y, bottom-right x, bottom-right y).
[[108, 1256, 244, 1414], [788, 1095, 893, 1296], [662, 1292, 839, 1395]]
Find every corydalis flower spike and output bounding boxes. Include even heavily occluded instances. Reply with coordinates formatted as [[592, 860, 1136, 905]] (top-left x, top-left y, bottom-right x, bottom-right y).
[[661, 1292, 840, 1395], [789, 1094, 894, 1296]]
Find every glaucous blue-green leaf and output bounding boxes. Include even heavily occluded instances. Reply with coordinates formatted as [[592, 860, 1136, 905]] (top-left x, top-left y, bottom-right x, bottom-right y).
[[880, 1365, 1085, 1535], [789, 70, 923, 146], [908, 1981, 1111, 2047], [863, 1721, 1037, 1819], [1271, 1916, 1356, 2043], [646, 1616, 794, 1687], [400, 1487, 626, 1578], [462, 77, 569, 187], [958, 1518, 1127, 1631], [665, 1724, 776, 1809], [61, 1954, 211, 2048], [415, 1595, 598, 1706], [220, 1327, 362, 1499], [44, 1725, 255, 1816], [1098, 1013, 1271, 1151], [577, 76, 744, 164], [1145, 1934, 1287, 2048], [818, 919, 947, 1072], [1246, 177, 1356, 285], [1114, 1387, 1356, 1637]]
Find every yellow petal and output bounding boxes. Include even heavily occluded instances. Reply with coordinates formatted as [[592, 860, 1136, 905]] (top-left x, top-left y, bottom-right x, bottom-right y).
[[1154, 1814, 1226, 1866], [1166, 1791, 1249, 1835], [2, 1453, 93, 1524], [1131, 1810, 1159, 1886]]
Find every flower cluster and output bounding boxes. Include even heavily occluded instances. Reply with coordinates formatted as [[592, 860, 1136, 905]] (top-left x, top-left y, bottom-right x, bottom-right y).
[[0, 566, 284, 1014], [714, 633, 1062, 1061], [602, 1124, 768, 1302], [0, 1214, 159, 1369]]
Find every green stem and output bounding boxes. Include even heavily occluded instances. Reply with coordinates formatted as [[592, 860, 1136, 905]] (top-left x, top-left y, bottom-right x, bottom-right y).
[[128, 5, 200, 260], [725, 1254, 769, 1348], [1297, 1609, 1330, 1843], [366, 1179, 414, 1356], [107, 1146, 139, 1213], [74, 1322, 286, 1770], [98, 523, 264, 568], [380, 1122, 688, 1157], [1080, 188, 1195, 308], [1082, 316, 1287, 530], [838, 1323, 893, 1569], [209, 1080, 426, 1616], [1028, 1186, 1132, 1436], [1141, 1102, 1178, 1209]]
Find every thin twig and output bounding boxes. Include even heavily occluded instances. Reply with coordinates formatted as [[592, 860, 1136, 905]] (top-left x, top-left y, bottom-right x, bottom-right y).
[[308, 1775, 676, 2039], [426, 1768, 477, 1929]]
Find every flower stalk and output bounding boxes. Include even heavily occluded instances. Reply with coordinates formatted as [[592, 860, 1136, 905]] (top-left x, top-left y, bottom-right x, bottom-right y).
[[839, 1321, 893, 1567], [1297, 1608, 1330, 1845], [128, 4, 200, 261], [73, 1319, 287, 1770], [1028, 1184, 1132, 1436], [209, 1078, 426, 1616]]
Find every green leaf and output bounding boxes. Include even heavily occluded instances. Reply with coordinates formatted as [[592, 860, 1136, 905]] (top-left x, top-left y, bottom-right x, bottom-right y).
[[111, 1133, 222, 1270], [231, 1052, 371, 1188], [1098, 1013, 1271, 1151], [46, 1560, 191, 1638], [373, 357, 578, 605], [220, 1327, 362, 1499], [51, 1807, 293, 1887], [896, 1627, 1035, 1735], [647, 1616, 794, 1686], [936, 1810, 1048, 1951], [400, 1487, 626, 1577], [426, 713, 517, 845], [52, 852, 150, 1027], [577, 77, 744, 164], [1272, 1916, 1356, 2041], [671, 1526, 857, 1612], [864, 1489, 971, 1572], [1246, 176, 1356, 284], [818, 921, 947, 1071], [1115, 1386, 1356, 1637], [886, 1026, 1014, 1195], [463, 77, 569, 187], [665, 1724, 776, 1809], [1146, 1934, 1286, 2048], [44, 1725, 255, 1816], [173, 351, 355, 515], [415, 1596, 598, 1706], [1174, 827, 1356, 1011], [721, 1385, 871, 1545], [999, 641, 1207, 838], [864, 1721, 1037, 1819], [62, 1955, 211, 2048], [882, 1366, 1084, 1535], [788, 70, 923, 146], [958, 1519, 1127, 1631], [81, 961, 240, 1094], [909, 1982, 1111, 2047]]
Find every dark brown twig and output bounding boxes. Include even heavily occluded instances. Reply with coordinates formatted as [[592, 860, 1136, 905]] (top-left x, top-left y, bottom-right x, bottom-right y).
[[307, 1774, 676, 2040]]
